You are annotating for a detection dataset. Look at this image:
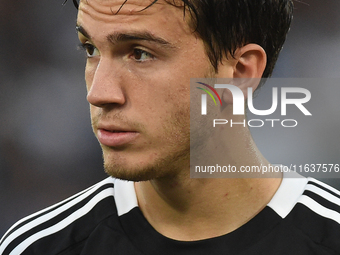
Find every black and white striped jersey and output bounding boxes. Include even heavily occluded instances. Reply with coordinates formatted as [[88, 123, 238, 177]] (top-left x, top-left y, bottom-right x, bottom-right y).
[[1, 173, 340, 255]]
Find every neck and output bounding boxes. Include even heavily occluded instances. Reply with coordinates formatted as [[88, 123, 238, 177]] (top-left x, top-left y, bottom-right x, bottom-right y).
[[135, 115, 282, 241]]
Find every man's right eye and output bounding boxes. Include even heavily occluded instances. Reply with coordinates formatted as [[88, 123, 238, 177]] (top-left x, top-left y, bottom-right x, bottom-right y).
[[79, 43, 99, 58]]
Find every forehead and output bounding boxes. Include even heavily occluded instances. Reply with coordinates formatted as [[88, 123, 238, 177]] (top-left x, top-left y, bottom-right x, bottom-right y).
[[77, 0, 186, 28], [79, 0, 161, 16], [77, 0, 193, 38]]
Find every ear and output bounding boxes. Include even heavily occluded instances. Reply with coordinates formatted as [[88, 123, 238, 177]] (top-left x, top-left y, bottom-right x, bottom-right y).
[[217, 44, 267, 105], [233, 43, 267, 79]]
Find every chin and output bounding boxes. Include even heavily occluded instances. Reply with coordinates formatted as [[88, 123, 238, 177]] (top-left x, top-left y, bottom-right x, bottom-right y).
[[102, 150, 189, 182], [104, 163, 163, 182]]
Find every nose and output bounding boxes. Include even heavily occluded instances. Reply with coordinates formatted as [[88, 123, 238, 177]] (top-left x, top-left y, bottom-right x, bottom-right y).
[[86, 58, 126, 107]]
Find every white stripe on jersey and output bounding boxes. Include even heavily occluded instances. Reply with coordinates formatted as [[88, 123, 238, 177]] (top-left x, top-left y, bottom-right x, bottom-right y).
[[9, 187, 114, 255], [0, 182, 95, 245], [0, 177, 115, 254], [305, 183, 340, 206], [308, 177, 340, 197], [298, 195, 340, 224]]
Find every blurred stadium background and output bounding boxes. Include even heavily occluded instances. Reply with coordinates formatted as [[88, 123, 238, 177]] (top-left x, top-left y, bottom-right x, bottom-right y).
[[1, 0, 340, 235]]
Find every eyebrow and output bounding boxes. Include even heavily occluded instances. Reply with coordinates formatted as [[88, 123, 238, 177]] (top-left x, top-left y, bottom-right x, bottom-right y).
[[76, 25, 176, 49], [76, 25, 91, 39]]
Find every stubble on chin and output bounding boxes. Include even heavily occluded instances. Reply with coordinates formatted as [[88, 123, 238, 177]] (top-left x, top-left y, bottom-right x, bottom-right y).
[[102, 146, 190, 182]]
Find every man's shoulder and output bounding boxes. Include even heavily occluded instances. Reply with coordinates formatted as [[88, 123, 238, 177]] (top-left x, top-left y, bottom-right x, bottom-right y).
[[269, 176, 340, 254], [288, 177, 340, 227], [290, 178, 340, 248], [0, 177, 119, 255], [297, 177, 340, 219]]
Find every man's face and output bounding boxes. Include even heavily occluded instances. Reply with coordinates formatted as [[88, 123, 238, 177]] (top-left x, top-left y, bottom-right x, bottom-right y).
[[77, 0, 213, 181]]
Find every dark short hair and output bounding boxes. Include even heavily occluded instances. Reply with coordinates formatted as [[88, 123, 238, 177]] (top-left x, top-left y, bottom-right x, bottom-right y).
[[69, 0, 293, 78], [171, 0, 294, 78]]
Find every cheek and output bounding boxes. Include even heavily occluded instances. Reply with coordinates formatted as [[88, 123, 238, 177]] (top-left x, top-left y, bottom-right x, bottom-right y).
[[84, 60, 98, 91], [89, 104, 99, 121], [164, 87, 191, 128]]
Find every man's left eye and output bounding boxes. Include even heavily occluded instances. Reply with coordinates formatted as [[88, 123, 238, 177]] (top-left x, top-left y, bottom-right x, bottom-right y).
[[132, 49, 154, 62]]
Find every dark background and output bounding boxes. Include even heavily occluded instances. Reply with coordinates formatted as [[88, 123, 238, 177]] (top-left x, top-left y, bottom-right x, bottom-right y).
[[1, 0, 340, 236]]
